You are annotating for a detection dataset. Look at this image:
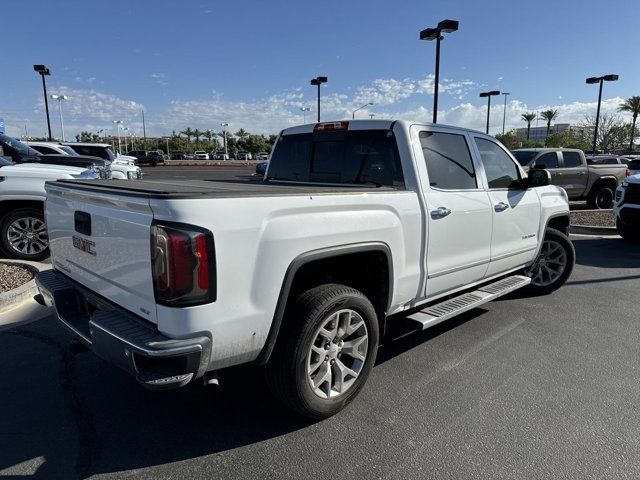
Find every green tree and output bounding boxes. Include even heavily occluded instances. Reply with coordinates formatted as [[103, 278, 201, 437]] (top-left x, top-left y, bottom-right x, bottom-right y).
[[180, 127, 194, 143], [617, 96, 640, 153], [539, 109, 559, 136], [193, 129, 202, 143], [521, 112, 537, 140], [544, 130, 590, 150], [235, 128, 249, 140], [494, 130, 519, 149]]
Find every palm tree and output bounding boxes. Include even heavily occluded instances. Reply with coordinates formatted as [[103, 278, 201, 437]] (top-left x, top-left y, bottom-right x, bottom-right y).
[[181, 127, 194, 143], [521, 112, 537, 140], [618, 96, 640, 153], [193, 129, 202, 143], [235, 128, 249, 140], [539, 109, 559, 136]]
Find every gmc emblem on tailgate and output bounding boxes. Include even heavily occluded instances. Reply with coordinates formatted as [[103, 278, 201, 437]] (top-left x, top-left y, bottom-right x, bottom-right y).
[[72, 236, 96, 256]]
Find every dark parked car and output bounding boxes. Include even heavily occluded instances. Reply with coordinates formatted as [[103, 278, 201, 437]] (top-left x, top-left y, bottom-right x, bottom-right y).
[[124, 150, 165, 166], [171, 151, 186, 160], [1, 134, 112, 178]]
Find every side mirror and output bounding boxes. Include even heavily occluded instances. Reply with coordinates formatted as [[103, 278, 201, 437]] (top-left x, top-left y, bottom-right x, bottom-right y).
[[526, 168, 551, 188]]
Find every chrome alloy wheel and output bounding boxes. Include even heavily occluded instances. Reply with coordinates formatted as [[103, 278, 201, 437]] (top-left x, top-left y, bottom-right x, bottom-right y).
[[307, 309, 369, 399], [525, 239, 567, 287], [7, 217, 48, 256], [595, 188, 614, 209]]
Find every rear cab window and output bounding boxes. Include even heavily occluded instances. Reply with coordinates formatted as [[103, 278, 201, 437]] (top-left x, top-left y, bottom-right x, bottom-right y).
[[562, 151, 583, 168], [266, 127, 405, 187], [419, 131, 477, 190]]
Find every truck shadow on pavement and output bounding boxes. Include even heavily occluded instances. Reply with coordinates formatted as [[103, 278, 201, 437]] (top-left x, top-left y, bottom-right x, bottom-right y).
[[0, 237, 635, 478]]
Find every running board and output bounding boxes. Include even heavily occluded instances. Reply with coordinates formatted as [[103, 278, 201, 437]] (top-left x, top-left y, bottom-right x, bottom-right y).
[[407, 275, 531, 330]]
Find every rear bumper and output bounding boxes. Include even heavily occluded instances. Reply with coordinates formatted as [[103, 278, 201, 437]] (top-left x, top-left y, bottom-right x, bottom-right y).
[[36, 269, 211, 390]]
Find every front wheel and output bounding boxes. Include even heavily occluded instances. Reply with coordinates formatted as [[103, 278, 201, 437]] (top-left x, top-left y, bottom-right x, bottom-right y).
[[617, 218, 640, 242], [523, 228, 575, 295], [0, 208, 49, 261], [265, 284, 379, 419]]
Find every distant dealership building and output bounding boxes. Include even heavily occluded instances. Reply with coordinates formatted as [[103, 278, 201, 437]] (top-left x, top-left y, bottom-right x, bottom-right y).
[[515, 123, 592, 142]]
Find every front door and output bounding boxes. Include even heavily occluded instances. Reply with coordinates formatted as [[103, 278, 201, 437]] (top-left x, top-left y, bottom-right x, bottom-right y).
[[472, 136, 541, 277], [412, 126, 493, 298]]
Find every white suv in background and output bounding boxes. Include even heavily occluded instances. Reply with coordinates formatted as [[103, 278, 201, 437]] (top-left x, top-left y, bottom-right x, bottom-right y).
[[194, 151, 209, 160], [59, 142, 142, 180]]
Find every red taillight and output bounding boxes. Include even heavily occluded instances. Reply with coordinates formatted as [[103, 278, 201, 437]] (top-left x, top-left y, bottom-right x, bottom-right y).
[[626, 168, 630, 177], [314, 121, 349, 132], [151, 223, 215, 306]]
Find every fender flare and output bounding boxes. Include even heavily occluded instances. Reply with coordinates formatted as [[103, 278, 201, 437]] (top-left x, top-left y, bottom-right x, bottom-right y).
[[254, 242, 393, 365]]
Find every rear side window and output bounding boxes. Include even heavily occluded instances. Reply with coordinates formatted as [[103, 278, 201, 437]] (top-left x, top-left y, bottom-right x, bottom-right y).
[[419, 131, 476, 190], [267, 130, 404, 187], [32, 145, 58, 154], [534, 152, 559, 169], [474, 137, 521, 189], [563, 151, 582, 168]]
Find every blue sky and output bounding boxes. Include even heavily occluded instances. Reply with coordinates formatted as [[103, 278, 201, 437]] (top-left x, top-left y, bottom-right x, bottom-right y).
[[2, 0, 639, 138]]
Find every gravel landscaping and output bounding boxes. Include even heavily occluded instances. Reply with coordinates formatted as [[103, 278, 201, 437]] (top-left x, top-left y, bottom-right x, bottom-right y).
[[0, 263, 35, 293], [570, 210, 616, 228]]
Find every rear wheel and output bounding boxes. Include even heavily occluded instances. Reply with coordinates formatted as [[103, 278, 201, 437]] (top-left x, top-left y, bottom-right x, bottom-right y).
[[617, 218, 640, 242], [0, 208, 49, 261], [265, 284, 379, 419], [523, 228, 575, 295], [587, 185, 614, 209]]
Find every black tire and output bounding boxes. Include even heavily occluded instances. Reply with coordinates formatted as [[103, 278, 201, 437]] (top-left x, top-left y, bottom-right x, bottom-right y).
[[587, 185, 614, 209], [524, 228, 575, 295], [617, 218, 640, 242], [0, 207, 49, 261], [265, 284, 379, 419]]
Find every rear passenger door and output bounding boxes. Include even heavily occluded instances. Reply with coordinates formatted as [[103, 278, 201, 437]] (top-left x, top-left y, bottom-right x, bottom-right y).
[[412, 126, 493, 298], [472, 136, 541, 277]]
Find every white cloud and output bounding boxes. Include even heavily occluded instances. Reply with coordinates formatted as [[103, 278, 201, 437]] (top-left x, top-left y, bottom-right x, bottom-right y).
[[19, 74, 635, 139]]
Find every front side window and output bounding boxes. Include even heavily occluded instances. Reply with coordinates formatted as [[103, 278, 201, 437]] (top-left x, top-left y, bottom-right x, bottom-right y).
[[419, 131, 476, 190], [562, 151, 582, 168], [474, 137, 521, 189], [534, 152, 559, 169]]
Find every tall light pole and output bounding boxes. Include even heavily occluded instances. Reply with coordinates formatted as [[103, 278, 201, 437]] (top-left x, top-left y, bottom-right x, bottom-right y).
[[310, 76, 328, 122], [501, 92, 510, 135], [33, 65, 53, 140], [50, 94, 68, 141], [480, 91, 500, 134], [112, 120, 123, 153], [420, 19, 459, 124], [586, 74, 619, 153], [300, 106, 311, 123], [123, 127, 130, 152], [352, 102, 374, 120], [220, 122, 229, 158]]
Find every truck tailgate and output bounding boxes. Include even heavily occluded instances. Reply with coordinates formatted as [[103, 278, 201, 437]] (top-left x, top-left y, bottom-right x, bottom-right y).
[[45, 182, 157, 323]]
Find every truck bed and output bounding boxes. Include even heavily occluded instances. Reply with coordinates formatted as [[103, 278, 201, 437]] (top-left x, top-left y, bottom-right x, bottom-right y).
[[51, 178, 400, 199]]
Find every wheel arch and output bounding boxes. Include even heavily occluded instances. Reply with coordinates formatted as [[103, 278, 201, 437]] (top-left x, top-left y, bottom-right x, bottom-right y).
[[589, 176, 619, 195], [254, 242, 393, 365], [0, 199, 45, 219]]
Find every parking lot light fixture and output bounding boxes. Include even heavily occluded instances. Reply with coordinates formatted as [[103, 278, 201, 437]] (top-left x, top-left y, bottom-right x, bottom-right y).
[[310, 76, 328, 122], [33, 64, 53, 140], [352, 102, 374, 120], [479, 90, 500, 134], [420, 19, 458, 124], [50, 94, 68, 141], [501, 92, 510, 135], [586, 74, 619, 152], [220, 122, 229, 157], [112, 120, 123, 153], [300, 106, 311, 123]]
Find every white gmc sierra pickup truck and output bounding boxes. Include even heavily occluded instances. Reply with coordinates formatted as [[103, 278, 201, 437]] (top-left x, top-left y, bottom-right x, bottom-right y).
[[36, 120, 575, 418]]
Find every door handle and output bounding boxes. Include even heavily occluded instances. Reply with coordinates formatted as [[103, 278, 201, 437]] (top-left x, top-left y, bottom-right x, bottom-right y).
[[494, 202, 509, 212], [430, 207, 451, 219], [578, 171, 587, 175]]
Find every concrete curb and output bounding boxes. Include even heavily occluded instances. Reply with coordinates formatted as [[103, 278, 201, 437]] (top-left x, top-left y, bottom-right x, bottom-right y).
[[161, 161, 259, 167], [0, 260, 49, 314], [571, 225, 618, 236]]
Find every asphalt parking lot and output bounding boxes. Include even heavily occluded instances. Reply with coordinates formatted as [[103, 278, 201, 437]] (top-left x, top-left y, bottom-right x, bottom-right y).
[[2, 234, 640, 479]]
